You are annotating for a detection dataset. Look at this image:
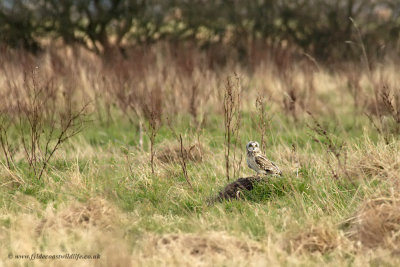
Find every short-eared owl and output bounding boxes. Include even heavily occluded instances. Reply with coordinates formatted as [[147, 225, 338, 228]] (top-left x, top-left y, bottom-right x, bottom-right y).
[[246, 141, 282, 176]]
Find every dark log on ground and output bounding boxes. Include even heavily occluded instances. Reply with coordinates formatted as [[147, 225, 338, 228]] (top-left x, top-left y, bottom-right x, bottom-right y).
[[207, 176, 264, 205]]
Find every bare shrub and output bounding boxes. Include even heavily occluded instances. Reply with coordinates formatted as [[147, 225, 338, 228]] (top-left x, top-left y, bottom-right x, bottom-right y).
[[282, 68, 317, 121], [107, 63, 145, 150], [167, 47, 212, 131], [185, 81, 212, 132], [223, 74, 242, 181], [0, 68, 88, 180], [347, 19, 400, 143], [0, 118, 16, 169], [365, 81, 400, 144], [282, 76, 299, 121], [143, 87, 163, 175], [189, 84, 200, 125], [166, 119, 195, 189], [107, 59, 163, 173], [254, 94, 272, 152], [88, 68, 114, 124], [178, 134, 193, 190], [307, 112, 348, 180], [277, 52, 317, 122]]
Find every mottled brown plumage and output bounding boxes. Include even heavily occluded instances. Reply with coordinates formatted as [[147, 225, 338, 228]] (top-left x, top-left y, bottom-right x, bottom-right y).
[[246, 141, 282, 176]]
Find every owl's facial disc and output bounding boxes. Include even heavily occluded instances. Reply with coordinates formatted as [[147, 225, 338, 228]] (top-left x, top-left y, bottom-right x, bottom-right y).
[[253, 142, 261, 152], [247, 141, 261, 152], [246, 141, 254, 152]]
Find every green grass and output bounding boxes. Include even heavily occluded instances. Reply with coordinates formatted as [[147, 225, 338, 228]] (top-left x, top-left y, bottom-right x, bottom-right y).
[[0, 108, 398, 266], [0, 111, 379, 213]]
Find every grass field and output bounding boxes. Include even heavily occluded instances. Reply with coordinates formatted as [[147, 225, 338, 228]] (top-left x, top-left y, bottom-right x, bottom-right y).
[[1, 46, 400, 266]]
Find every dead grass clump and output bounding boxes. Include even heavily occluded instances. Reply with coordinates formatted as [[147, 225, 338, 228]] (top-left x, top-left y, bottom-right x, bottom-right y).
[[157, 143, 205, 164], [345, 197, 400, 250], [289, 225, 343, 254], [142, 232, 263, 265], [363, 76, 400, 143], [37, 197, 118, 234], [347, 140, 400, 182]]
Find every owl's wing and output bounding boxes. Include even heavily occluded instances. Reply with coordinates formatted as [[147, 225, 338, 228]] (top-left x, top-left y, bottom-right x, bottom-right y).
[[255, 154, 282, 176]]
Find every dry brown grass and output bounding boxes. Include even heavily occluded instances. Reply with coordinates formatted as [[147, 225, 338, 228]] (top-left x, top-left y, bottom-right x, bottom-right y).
[[157, 143, 206, 164], [36, 197, 119, 234], [345, 196, 400, 250], [1, 197, 131, 267], [346, 139, 400, 183], [288, 224, 349, 255]]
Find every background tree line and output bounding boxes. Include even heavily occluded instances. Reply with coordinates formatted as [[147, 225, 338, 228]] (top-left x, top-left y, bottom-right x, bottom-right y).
[[1, 0, 400, 62]]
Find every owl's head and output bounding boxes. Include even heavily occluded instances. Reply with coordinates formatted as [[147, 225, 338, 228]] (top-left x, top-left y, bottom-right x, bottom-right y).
[[246, 141, 261, 153]]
